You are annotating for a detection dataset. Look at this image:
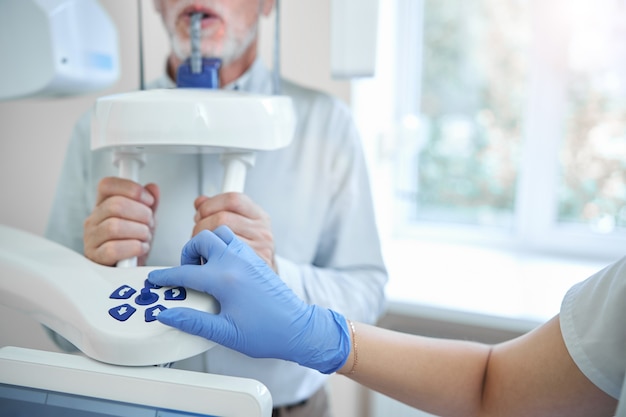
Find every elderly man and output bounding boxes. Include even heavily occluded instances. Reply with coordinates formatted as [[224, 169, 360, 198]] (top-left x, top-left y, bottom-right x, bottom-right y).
[[45, 1, 388, 416]]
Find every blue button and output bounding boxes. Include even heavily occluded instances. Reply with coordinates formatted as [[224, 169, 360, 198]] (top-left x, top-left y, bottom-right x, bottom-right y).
[[164, 287, 187, 301], [144, 279, 161, 289], [109, 304, 136, 321], [110, 285, 136, 299], [145, 305, 166, 322], [135, 287, 159, 306]]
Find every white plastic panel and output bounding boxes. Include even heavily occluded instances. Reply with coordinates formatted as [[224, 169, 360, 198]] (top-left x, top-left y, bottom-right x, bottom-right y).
[[0, 346, 272, 417], [91, 89, 296, 153]]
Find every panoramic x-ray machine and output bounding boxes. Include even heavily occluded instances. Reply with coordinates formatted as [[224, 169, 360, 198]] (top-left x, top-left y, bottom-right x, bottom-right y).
[[0, 1, 297, 416]]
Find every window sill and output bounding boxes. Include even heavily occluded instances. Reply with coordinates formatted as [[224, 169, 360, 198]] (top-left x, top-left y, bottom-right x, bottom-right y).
[[381, 237, 613, 333]]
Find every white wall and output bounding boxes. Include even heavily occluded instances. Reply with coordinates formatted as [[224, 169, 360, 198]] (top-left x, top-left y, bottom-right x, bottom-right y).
[[0, 1, 362, 415]]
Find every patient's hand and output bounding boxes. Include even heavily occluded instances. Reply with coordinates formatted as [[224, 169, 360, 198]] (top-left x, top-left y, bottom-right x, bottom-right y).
[[193, 192, 276, 272], [84, 177, 160, 266]]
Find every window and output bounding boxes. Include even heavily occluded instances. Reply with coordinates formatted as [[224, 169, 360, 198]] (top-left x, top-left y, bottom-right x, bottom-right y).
[[355, 0, 626, 261], [558, 0, 626, 233]]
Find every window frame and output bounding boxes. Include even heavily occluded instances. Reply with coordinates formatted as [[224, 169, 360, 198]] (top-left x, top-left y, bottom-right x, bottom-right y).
[[353, 0, 626, 263]]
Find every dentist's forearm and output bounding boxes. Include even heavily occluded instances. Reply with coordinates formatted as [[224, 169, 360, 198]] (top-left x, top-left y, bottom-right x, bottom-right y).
[[337, 322, 489, 416], [336, 317, 616, 417]]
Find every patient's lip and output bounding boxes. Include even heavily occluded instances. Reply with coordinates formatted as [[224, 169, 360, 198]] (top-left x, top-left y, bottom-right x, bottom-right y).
[[180, 5, 221, 28]]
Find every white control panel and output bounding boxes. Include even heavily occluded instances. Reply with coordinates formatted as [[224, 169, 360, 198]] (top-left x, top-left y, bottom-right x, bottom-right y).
[[0, 225, 218, 366]]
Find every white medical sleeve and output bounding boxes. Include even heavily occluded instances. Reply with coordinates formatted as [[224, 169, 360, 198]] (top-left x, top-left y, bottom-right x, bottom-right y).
[[560, 256, 626, 400]]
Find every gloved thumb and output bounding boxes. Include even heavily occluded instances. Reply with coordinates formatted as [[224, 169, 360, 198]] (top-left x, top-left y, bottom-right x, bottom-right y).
[[157, 307, 236, 348]]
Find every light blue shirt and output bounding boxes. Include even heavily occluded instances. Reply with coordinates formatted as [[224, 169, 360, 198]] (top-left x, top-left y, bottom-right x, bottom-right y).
[[560, 256, 626, 415], [45, 59, 388, 405]]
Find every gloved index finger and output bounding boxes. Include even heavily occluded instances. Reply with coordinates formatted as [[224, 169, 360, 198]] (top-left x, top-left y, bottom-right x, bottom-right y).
[[181, 229, 229, 265], [147, 264, 223, 297], [212, 225, 236, 245]]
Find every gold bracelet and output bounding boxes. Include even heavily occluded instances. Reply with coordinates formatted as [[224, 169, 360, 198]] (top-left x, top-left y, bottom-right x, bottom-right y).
[[347, 319, 358, 375]]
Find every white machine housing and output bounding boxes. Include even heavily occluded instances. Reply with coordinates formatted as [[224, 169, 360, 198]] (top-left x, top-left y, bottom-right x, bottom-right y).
[[91, 89, 296, 154], [0, 0, 119, 100], [0, 346, 272, 417], [0, 225, 218, 367]]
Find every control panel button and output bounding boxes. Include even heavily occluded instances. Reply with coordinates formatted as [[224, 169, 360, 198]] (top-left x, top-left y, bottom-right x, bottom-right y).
[[135, 287, 159, 306], [109, 285, 136, 300], [144, 279, 161, 289], [145, 305, 166, 322], [109, 304, 136, 321], [164, 287, 187, 301]]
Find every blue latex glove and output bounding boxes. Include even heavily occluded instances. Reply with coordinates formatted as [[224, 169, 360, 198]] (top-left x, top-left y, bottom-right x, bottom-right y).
[[147, 226, 351, 374]]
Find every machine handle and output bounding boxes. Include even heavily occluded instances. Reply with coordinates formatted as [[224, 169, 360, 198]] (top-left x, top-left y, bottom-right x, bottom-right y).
[[219, 152, 257, 193], [113, 150, 146, 268]]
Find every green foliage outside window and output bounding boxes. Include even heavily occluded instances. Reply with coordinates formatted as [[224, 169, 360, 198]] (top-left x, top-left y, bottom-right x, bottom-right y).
[[416, 0, 529, 227]]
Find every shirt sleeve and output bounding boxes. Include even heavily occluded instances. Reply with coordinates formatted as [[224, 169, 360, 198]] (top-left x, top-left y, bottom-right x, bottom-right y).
[[275, 97, 388, 326], [44, 111, 94, 254], [560, 256, 626, 399]]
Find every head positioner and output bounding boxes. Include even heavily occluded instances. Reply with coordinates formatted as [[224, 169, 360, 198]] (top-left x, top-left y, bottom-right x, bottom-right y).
[[92, 9, 295, 267]]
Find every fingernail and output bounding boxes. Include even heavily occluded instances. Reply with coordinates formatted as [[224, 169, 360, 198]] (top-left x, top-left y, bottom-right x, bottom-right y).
[[141, 190, 154, 205]]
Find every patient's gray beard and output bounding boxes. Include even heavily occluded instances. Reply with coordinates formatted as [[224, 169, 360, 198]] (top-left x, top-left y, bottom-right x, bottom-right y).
[[171, 21, 259, 67]]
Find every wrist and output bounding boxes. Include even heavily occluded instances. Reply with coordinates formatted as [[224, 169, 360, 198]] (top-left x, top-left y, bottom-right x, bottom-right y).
[[298, 308, 351, 374], [337, 319, 357, 376]]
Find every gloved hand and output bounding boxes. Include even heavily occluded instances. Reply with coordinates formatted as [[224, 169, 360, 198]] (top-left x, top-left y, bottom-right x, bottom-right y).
[[147, 225, 351, 374]]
